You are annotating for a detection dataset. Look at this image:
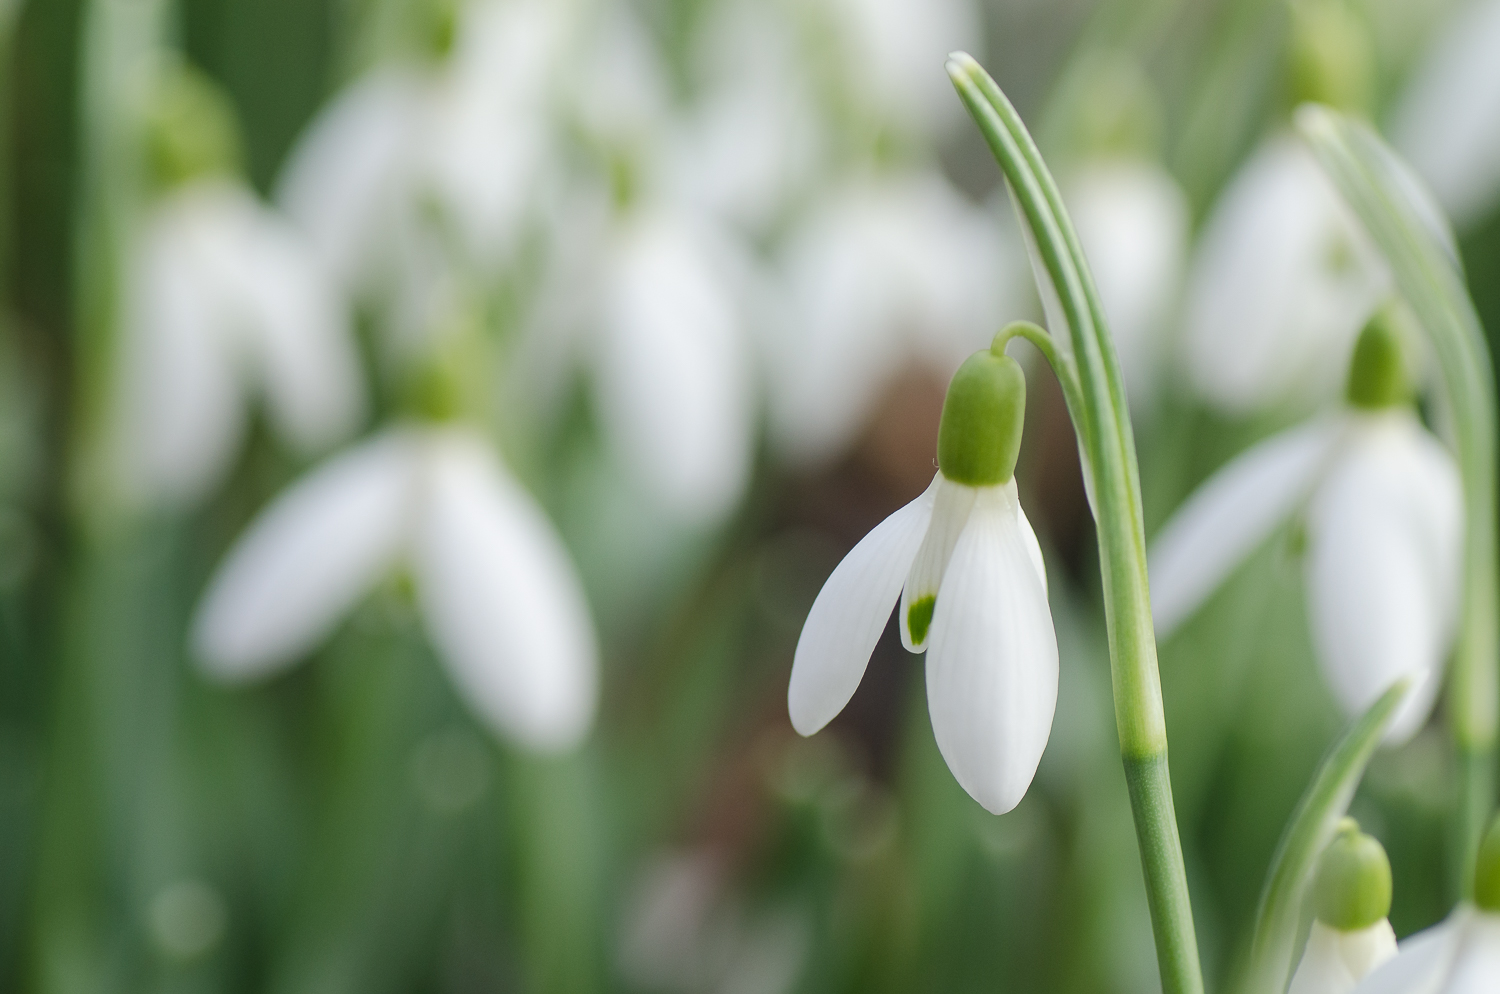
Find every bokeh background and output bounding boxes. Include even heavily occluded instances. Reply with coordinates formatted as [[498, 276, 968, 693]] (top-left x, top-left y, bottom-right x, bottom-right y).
[[2, 0, 1498, 991]]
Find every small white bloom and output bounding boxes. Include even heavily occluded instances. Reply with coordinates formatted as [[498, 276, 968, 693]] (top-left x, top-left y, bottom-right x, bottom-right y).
[[115, 180, 364, 507], [1180, 135, 1389, 413], [1290, 920, 1399, 994], [594, 209, 756, 525], [769, 173, 1026, 464], [1148, 408, 1461, 742], [1389, 0, 1500, 229], [1063, 159, 1189, 405], [789, 471, 1057, 814], [192, 425, 598, 751], [1352, 905, 1500, 994]]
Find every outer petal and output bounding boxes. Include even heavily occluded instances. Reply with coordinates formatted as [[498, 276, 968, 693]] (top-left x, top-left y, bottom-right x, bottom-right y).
[[596, 211, 753, 524], [1353, 913, 1464, 994], [1305, 413, 1462, 743], [1389, 0, 1500, 228], [900, 474, 977, 651], [275, 70, 420, 291], [1445, 911, 1500, 994], [1149, 419, 1343, 635], [192, 432, 417, 679], [788, 476, 938, 735], [115, 190, 245, 506], [413, 429, 599, 752], [925, 483, 1059, 814], [1291, 921, 1398, 994], [1181, 136, 1387, 412], [229, 198, 367, 453]]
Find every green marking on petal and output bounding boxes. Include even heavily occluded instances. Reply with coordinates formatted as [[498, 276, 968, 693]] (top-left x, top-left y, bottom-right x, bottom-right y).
[[907, 596, 936, 646]]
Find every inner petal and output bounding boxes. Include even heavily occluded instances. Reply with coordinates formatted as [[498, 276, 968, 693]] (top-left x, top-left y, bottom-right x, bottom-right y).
[[899, 473, 978, 651]]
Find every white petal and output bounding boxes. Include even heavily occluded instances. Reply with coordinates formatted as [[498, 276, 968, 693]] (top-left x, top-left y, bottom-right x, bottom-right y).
[[1065, 160, 1189, 404], [275, 71, 420, 291], [192, 432, 417, 679], [1181, 135, 1388, 412], [1446, 911, 1500, 994], [925, 483, 1059, 814], [229, 200, 367, 453], [115, 190, 246, 506], [1149, 418, 1343, 635], [1389, 0, 1500, 228], [900, 474, 978, 651], [1291, 921, 1363, 994], [413, 428, 599, 752], [1306, 413, 1462, 743], [596, 211, 754, 524], [788, 476, 938, 735], [1018, 503, 1047, 597], [1353, 913, 1464, 994]]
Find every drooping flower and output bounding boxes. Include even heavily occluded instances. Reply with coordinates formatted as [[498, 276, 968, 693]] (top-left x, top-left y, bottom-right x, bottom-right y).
[[1289, 821, 1398, 994], [192, 424, 598, 751], [114, 65, 364, 508], [1388, 0, 1500, 230], [1179, 134, 1389, 413], [1149, 315, 1461, 742], [1351, 816, 1500, 994], [789, 340, 1057, 814], [768, 172, 1025, 465]]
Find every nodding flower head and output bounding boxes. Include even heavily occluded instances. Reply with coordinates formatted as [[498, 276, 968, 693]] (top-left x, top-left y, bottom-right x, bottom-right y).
[[789, 333, 1057, 814]]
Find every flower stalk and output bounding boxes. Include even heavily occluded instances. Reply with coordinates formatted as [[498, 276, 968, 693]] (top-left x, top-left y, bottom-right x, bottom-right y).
[[1298, 105, 1499, 892], [947, 54, 1203, 994]]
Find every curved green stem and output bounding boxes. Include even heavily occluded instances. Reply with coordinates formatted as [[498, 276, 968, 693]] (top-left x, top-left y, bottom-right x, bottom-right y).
[[948, 54, 1203, 994], [1298, 106, 1499, 893]]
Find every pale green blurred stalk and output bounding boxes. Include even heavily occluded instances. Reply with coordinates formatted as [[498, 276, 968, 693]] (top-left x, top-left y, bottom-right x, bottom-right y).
[[947, 54, 1204, 994]]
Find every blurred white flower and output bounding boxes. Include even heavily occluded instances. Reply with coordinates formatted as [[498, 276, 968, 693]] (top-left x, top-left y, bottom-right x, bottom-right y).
[[1181, 136, 1388, 413], [1148, 408, 1460, 743], [276, 0, 569, 296], [768, 173, 1024, 464], [1290, 920, 1398, 994], [1389, 0, 1500, 229], [594, 209, 756, 525], [114, 179, 364, 507], [192, 425, 598, 751], [1064, 159, 1189, 405], [1351, 905, 1500, 994], [790, 471, 1056, 814]]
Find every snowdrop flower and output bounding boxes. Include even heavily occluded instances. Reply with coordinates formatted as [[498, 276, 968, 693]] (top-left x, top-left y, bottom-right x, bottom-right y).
[[1063, 159, 1189, 405], [276, 0, 570, 296], [1289, 821, 1398, 994], [115, 66, 363, 507], [1352, 816, 1500, 994], [1389, 0, 1500, 229], [192, 423, 598, 751], [789, 340, 1057, 814], [1180, 134, 1388, 413], [1150, 316, 1461, 742], [769, 172, 1025, 464]]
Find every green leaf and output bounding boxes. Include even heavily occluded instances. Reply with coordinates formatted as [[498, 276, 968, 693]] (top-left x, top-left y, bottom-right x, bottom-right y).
[[1297, 104, 1499, 889], [1245, 677, 1411, 994]]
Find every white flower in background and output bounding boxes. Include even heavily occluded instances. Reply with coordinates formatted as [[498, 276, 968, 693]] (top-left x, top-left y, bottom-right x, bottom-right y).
[[819, 0, 980, 139], [276, 0, 570, 297], [192, 425, 598, 751], [593, 208, 756, 525], [1389, 0, 1500, 229], [1289, 821, 1397, 994], [1063, 159, 1189, 405], [1149, 320, 1460, 743], [790, 348, 1057, 814], [115, 180, 365, 507], [769, 172, 1025, 465], [1353, 818, 1500, 994], [1181, 135, 1388, 413]]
